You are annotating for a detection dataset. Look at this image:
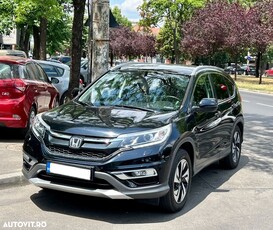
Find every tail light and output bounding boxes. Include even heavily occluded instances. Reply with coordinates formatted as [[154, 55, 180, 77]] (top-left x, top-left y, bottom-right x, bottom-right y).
[[0, 79, 26, 99]]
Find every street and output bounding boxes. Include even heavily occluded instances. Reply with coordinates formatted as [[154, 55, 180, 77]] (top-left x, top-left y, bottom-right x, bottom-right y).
[[0, 90, 273, 230]]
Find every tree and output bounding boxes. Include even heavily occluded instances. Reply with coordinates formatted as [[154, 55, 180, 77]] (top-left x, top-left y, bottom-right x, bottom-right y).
[[67, 0, 85, 99], [110, 26, 156, 64], [138, 0, 205, 63], [246, 0, 273, 83], [111, 6, 132, 28], [156, 22, 180, 61], [14, 0, 63, 59], [181, 1, 251, 75]]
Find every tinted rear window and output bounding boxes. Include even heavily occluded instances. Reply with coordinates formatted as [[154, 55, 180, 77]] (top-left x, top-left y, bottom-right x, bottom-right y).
[[0, 63, 20, 79]]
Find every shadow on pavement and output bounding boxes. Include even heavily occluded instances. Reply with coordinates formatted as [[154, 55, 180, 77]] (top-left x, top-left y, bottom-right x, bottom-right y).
[[0, 128, 25, 142], [30, 156, 248, 224]]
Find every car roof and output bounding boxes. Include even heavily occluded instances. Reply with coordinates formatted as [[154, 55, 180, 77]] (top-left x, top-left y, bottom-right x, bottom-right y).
[[0, 55, 28, 65], [110, 62, 224, 76], [34, 59, 70, 70], [0, 49, 27, 58]]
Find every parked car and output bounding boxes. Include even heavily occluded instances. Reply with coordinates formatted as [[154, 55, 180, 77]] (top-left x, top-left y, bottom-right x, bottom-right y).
[[239, 64, 256, 75], [49, 56, 71, 64], [224, 64, 242, 75], [23, 63, 244, 212], [0, 56, 59, 134], [35, 60, 70, 105], [0, 49, 27, 58], [80, 59, 89, 84], [57, 56, 71, 64], [264, 67, 273, 77]]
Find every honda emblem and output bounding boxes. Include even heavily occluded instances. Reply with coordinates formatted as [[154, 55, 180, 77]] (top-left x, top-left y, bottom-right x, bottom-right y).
[[69, 136, 83, 149]]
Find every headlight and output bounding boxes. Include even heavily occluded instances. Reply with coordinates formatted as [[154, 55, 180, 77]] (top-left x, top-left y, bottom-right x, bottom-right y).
[[32, 114, 49, 139], [118, 124, 172, 148]]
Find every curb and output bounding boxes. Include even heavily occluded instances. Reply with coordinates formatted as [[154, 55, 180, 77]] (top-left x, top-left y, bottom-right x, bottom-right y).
[[0, 172, 28, 188]]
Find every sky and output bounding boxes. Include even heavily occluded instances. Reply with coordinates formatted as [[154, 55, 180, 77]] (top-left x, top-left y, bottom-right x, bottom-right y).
[[110, 0, 143, 22]]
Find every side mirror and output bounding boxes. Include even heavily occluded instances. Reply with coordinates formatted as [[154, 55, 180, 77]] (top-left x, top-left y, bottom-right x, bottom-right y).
[[192, 98, 218, 113], [50, 78, 59, 84], [71, 88, 80, 98]]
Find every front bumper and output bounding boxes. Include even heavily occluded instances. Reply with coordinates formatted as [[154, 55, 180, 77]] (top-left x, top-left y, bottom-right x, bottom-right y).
[[22, 153, 169, 199]]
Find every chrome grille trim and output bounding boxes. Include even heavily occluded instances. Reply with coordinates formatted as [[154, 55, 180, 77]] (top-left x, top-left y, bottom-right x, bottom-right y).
[[50, 130, 71, 140]]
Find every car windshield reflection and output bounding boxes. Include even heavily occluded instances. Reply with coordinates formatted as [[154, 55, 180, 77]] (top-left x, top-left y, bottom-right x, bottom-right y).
[[77, 70, 190, 111]]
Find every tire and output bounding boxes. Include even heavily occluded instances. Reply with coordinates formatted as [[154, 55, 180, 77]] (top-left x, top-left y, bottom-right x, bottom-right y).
[[159, 149, 192, 212], [220, 126, 242, 169], [60, 91, 70, 105], [20, 107, 36, 136]]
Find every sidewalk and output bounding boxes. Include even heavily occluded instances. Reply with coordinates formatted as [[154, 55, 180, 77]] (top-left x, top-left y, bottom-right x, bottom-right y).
[[0, 142, 27, 187]]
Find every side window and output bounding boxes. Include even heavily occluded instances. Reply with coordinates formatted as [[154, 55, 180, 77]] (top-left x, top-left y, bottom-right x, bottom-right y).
[[26, 63, 38, 80], [211, 74, 230, 101], [192, 74, 213, 106], [35, 64, 48, 82], [225, 77, 235, 97]]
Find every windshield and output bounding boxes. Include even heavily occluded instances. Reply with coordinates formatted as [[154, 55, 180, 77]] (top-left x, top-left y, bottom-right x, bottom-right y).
[[78, 70, 190, 111]]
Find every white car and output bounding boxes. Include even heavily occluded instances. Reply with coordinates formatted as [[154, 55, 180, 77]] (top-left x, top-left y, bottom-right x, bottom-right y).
[[35, 60, 70, 104]]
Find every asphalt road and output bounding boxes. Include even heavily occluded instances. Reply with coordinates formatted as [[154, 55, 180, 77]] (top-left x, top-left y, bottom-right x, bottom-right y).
[[0, 90, 273, 230]]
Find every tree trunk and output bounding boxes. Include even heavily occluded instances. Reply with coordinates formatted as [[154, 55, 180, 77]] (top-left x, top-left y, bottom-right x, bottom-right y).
[[234, 56, 238, 81], [40, 17, 47, 60], [258, 51, 263, 84], [68, 0, 85, 99], [18, 25, 30, 57], [255, 52, 261, 79], [33, 25, 40, 59]]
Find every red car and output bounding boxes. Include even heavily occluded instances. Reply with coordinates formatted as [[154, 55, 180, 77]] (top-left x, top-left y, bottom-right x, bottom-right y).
[[0, 56, 59, 133], [264, 67, 273, 77]]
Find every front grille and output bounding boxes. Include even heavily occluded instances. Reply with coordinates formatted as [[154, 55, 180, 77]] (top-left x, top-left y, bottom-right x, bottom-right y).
[[43, 130, 121, 161], [47, 145, 107, 160]]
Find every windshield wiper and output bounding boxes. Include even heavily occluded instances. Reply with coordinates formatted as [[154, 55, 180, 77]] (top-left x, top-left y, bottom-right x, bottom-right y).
[[112, 104, 155, 112]]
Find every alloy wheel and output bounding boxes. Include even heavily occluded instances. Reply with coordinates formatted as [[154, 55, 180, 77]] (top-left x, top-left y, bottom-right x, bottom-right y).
[[173, 159, 190, 203], [232, 130, 241, 163]]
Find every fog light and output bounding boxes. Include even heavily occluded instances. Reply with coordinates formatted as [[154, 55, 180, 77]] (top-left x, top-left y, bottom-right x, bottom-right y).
[[112, 168, 157, 180], [132, 170, 147, 177]]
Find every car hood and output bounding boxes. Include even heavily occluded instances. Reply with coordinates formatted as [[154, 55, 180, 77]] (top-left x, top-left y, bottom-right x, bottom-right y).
[[42, 101, 178, 137]]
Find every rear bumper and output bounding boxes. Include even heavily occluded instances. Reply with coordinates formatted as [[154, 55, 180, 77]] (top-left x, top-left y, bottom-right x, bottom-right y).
[[0, 99, 28, 128]]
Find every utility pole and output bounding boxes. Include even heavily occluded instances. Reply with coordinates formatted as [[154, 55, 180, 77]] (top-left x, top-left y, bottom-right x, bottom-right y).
[[91, 0, 110, 81]]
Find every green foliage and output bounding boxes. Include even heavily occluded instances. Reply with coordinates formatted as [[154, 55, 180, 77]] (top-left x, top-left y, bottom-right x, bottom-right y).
[[47, 15, 72, 55], [0, 0, 16, 34], [111, 6, 132, 28], [138, 0, 205, 28], [139, 0, 206, 62], [14, 0, 63, 26], [156, 23, 180, 60]]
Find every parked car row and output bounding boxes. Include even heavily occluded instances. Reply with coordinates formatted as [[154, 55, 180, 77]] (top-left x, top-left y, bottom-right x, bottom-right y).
[[224, 64, 256, 75]]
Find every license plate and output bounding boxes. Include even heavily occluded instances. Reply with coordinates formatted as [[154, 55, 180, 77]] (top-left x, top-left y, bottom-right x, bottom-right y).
[[46, 162, 93, 181]]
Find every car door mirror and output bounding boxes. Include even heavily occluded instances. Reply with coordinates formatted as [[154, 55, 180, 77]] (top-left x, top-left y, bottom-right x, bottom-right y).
[[50, 78, 59, 84], [192, 98, 218, 113]]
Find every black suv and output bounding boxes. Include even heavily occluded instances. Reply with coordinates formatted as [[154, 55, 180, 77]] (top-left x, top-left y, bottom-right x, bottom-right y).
[[23, 63, 244, 212]]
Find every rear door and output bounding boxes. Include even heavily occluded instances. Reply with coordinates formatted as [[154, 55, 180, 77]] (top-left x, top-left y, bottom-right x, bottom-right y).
[[33, 63, 56, 110], [25, 63, 47, 113], [210, 73, 236, 157]]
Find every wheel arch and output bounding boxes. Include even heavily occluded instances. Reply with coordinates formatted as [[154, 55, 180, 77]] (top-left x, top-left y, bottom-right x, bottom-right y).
[[168, 136, 197, 178]]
